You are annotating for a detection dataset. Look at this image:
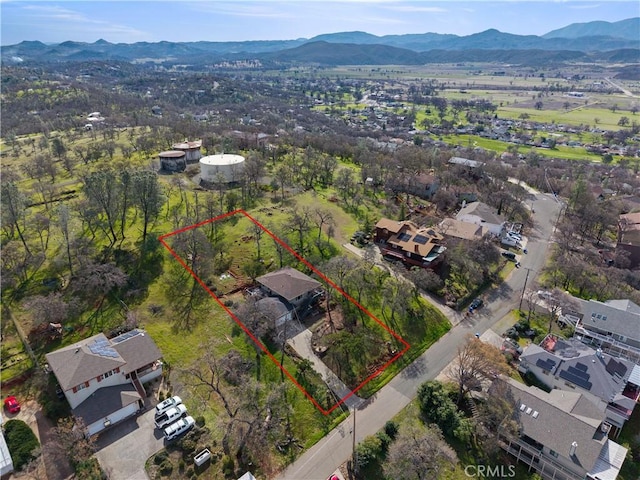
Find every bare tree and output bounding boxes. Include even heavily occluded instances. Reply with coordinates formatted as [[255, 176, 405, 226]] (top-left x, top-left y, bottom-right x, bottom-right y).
[[383, 422, 456, 480], [447, 336, 510, 406], [1, 181, 31, 255], [476, 379, 519, 455], [545, 288, 580, 333], [24, 293, 68, 328]]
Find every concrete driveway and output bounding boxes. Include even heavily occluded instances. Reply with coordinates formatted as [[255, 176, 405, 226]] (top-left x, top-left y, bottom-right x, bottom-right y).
[[94, 408, 164, 480]]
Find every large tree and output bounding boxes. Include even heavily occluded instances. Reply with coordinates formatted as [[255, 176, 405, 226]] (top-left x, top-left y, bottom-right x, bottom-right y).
[[383, 422, 456, 480], [1, 181, 31, 255], [446, 336, 510, 406], [82, 169, 121, 245], [131, 170, 165, 242]]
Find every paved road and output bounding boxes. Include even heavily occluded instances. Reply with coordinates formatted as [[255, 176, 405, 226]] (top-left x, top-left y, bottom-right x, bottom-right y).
[[276, 189, 561, 480]]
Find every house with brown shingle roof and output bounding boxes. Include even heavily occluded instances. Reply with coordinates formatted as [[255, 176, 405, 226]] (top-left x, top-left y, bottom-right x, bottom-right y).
[[45, 329, 163, 436], [256, 267, 321, 307], [374, 218, 446, 268]]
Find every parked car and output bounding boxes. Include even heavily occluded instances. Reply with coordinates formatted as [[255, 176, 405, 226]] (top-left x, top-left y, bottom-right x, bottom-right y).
[[501, 251, 516, 260], [155, 395, 182, 417], [55, 384, 64, 399], [155, 404, 188, 429], [469, 298, 484, 312], [4, 396, 20, 414], [163, 415, 195, 441], [505, 327, 519, 339], [503, 339, 523, 355]]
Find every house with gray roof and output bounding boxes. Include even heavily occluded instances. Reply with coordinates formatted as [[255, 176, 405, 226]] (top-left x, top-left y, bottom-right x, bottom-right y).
[[45, 329, 163, 436], [573, 298, 640, 365], [256, 267, 321, 308], [519, 335, 640, 437], [500, 378, 628, 480], [456, 201, 505, 236]]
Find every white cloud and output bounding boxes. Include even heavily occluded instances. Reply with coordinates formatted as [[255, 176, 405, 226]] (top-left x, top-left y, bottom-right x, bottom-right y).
[[186, 2, 294, 18], [384, 6, 447, 13], [19, 4, 147, 40]]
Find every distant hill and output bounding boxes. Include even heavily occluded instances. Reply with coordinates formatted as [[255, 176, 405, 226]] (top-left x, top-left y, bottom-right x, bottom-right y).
[[259, 41, 634, 67], [543, 18, 640, 41], [2, 18, 638, 65]]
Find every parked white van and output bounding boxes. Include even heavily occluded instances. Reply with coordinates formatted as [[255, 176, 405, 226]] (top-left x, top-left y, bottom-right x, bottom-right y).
[[155, 404, 187, 429], [163, 415, 195, 441], [155, 396, 182, 417]]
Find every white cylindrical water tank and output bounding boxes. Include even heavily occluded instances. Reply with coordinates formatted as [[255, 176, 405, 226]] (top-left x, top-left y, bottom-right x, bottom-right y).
[[199, 154, 245, 183]]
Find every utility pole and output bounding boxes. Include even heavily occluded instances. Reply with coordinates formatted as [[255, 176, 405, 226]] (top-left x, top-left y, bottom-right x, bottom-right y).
[[519, 267, 533, 311], [352, 406, 357, 475]]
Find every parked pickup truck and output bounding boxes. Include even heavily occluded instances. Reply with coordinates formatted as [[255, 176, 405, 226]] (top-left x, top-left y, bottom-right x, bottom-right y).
[[155, 404, 187, 429]]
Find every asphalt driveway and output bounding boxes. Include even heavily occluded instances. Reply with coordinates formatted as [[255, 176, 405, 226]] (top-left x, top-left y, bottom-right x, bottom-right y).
[[94, 407, 164, 480]]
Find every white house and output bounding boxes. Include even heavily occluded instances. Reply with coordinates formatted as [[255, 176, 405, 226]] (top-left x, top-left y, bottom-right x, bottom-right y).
[[573, 298, 640, 365], [45, 329, 163, 436], [0, 416, 14, 477], [455, 201, 505, 236]]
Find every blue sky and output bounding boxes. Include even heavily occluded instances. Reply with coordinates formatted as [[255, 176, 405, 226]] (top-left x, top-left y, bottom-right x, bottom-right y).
[[1, 1, 638, 46]]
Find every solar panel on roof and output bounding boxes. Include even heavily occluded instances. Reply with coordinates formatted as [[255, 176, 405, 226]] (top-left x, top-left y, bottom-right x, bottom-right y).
[[605, 359, 628, 377], [397, 232, 412, 242], [566, 365, 591, 381], [414, 234, 429, 245], [536, 358, 556, 371], [559, 369, 592, 390], [575, 362, 588, 372]]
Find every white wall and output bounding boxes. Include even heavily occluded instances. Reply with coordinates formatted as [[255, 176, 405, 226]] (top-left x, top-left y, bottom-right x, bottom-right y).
[[86, 402, 139, 436], [65, 370, 127, 409]]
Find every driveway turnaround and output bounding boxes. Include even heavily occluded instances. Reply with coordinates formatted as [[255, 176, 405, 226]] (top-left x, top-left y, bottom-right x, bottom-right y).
[[95, 408, 164, 480]]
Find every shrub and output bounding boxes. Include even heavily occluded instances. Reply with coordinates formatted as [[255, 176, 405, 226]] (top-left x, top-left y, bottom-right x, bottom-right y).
[[222, 455, 234, 476], [195, 415, 206, 427], [355, 434, 383, 469], [158, 391, 165, 402], [223, 299, 234, 307], [178, 459, 185, 472], [383, 420, 398, 440], [74, 458, 105, 479], [178, 438, 196, 455], [375, 431, 391, 452], [159, 460, 173, 476], [154, 451, 168, 465], [186, 467, 194, 477], [4, 419, 40, 470]]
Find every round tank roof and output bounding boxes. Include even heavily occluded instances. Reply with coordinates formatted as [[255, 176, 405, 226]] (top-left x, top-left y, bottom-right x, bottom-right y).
[[159, 150, 186, 158], [200, 154, 245, 166]]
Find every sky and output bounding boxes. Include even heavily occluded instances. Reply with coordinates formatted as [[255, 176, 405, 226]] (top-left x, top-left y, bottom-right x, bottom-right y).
[[1, 0, 639, 46]]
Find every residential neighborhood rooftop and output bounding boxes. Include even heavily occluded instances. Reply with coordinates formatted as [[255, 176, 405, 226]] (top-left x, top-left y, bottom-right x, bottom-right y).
[[256, 267, 321, 303], [503, 378, 625, 477], [73, 384, 141, 426], [45, 329, 162, 391]]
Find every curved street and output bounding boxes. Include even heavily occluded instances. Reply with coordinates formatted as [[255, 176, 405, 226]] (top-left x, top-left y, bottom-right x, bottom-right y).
[[276, 187, 561, 480]]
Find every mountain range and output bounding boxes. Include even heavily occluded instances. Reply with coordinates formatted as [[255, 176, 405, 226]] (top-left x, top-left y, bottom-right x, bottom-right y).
[[2, 18, 638, 66]]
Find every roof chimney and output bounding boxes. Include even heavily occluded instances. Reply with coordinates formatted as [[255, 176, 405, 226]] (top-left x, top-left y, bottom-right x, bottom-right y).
[[570, 441, 578, 457], [414, 244, 419, 253]]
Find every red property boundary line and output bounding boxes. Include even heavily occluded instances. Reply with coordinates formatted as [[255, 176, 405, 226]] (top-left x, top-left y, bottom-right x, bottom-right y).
[[159, 209, 410, 415]]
